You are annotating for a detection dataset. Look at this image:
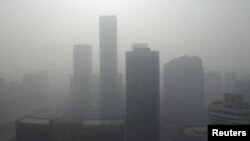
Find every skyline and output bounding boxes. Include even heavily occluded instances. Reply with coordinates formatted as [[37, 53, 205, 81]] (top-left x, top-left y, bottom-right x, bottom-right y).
[[1, 5, 250, 139], [1, 0, 250, 82]]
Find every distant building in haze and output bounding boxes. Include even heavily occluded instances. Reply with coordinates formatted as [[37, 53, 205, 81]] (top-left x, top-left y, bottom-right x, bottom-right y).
[[234, 80, 250, 103], [208, 93, 250, 124], [16, 117, 51, 141], [126, 44, 159, 141], [22, 72, 49, 105], [163, 55, 204, 125], [71, 44, 92, 118], [204, 71, 223, 108], [99, 15, 121, 119], [223, 72, 237, 93]]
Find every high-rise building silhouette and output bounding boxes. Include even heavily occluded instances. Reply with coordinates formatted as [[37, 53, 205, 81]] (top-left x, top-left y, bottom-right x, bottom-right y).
[[92, 73, 100, 107], [99, 15, 120, 119], [126, 44, 159, 141], [163, 56, 204, 125], [117, 73, 126, 115], [72, 44, 92, 118]]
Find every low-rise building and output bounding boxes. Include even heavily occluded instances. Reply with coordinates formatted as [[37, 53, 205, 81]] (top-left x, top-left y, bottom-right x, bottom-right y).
[[16, 118, 124, 141], [208, 93, 250, 124], [16, 117, 51, 141]]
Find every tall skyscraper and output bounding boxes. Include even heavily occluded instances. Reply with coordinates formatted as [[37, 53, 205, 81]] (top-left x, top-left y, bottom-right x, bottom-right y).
[[99, 15, 120, 119], [163, 56, 204, 125], [126, 44, 159, 141], [72, 44, 92, 118]]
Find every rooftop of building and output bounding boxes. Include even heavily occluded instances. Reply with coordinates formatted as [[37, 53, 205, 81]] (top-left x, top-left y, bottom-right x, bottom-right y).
[[81, 119, 124, 129], [127, 43, 159, 54], [209, 101, 250, 109], [209, 93, 250, 110], [19, 117, 50, 125], [100, 15, 117, 21], [52, 118, 81, 124], [82, 119, 124, 126], [17, 117, 124, 127], [167, 55, 202, 66], [73, 44, 92, 49], [132, 43, 149, 51]]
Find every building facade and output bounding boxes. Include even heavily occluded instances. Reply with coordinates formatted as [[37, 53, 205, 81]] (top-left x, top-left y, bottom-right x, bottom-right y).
[[126, 44, 159, 141], [224, 72, 237, 93], [234, 80, 250, 103], [163, 56, 204, 125], [99, 15, 121, 119], [72, 44, 92, 118], [204, 71, 223, 108], [16, 118, 124, 141], [16, 117, 51, 141]]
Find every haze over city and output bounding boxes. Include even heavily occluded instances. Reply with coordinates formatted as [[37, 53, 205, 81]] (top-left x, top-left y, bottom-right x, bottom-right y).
[[1, 0, 250, 82], [1, 1, 250, 141]]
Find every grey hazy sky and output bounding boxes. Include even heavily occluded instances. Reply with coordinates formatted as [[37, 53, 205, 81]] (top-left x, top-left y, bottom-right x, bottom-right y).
[[0, 0, 250, 81]]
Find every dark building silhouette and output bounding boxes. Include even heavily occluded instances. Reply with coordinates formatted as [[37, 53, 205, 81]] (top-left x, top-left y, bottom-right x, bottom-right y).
[[52, 118, 81, 141], [92, 73, 100, 109], [117, 73, 126, 115], [16, 117, 51, 141], [204, 71, 223, 108], [99, 15, 121, 119], [126, 44, 159, 141], [16, 118, 124, 141], [71, 44, 92, 118], [164, 55, 204, 125], [81, 119, 124, 141]]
